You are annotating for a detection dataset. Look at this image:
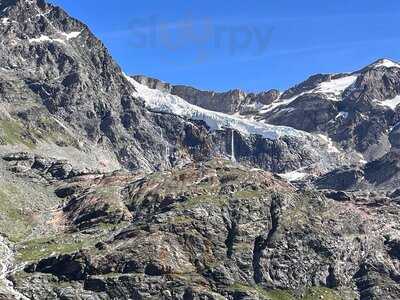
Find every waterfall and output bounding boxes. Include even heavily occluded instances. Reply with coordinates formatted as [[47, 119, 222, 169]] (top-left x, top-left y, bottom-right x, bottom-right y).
[[231, 129, 236, 163], [160, 130, 167, 160], [165, 142, 170, 160]]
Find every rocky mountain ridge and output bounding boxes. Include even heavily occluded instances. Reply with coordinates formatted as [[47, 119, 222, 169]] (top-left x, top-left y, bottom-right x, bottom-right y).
[[133, 75, 280, 115], [135, 59, 400, 163]]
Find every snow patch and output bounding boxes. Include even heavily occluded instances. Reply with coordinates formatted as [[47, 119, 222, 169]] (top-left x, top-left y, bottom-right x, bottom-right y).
[[371, 59, 400, 69], [336, 111, 349, 119], [376, 96, 400, 110], [28, 31, 82, 44], [29, 35, 65, 44], [61, 31, 82, 40], [260, 92, 306, 113], [313, 75, 358, 100], [317, 134, 340, 154], [278, 170, 308, 182], [0, 18, 10, 26]]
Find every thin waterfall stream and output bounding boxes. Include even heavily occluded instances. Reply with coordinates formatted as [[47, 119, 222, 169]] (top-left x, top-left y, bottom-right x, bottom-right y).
[[231, 129, 236, 163]]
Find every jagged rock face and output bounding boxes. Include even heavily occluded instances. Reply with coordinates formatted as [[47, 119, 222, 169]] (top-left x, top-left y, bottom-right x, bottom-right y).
[[333, 106, 395, 157], [1, 157, 399, 300], [218, 131, 318, 173], [133, 75, 280, 114], [263, 94, 338, 132], [314, 167, 365, 191], [280, 73, 339, 100], [313, 151, 400, 192], [0, 0, 216, 172], [0, 0, 335, 176], [258, 65, 400, 160], [389, 123, 400, 149], [135, 60, 400, 170], [350, 64, 400, 102], [136, 64, 400, 163]]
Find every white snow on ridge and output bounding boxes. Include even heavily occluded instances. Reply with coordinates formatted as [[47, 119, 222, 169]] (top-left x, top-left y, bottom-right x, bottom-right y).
[[371, 59, 400, 69], [375, 96, 400, 110], [28, 31, 82, 44], [260, 94, 298, 113], [260, 75, 357, 113], [125, 75, 316, 141], [313, 75, 357, 100], [317, 134, 340, 154], [61, 31, 82, 40]]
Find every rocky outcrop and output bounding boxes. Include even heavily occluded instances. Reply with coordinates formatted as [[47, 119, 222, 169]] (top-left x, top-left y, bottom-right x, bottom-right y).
[[259, 63, 400, 161], [313, 123, 400, 192], [0, 0, 223, 172], [389, 123, 400, 149], [280, 73, 343, 100], [0, 158, 396, 299], [350, 60, 400, 102], [263, 93, 338, 132]]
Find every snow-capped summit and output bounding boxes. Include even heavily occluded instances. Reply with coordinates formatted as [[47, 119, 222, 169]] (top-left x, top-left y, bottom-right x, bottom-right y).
[[366, 58, 400, 69]]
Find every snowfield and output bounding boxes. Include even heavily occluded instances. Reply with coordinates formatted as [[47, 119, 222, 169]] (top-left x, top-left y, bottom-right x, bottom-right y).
[[125, 74, 352, 176], [125, 75, 318, 141]]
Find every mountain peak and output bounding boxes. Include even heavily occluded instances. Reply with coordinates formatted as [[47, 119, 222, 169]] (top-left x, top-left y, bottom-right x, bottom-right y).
[[368, 58, 400, 69]]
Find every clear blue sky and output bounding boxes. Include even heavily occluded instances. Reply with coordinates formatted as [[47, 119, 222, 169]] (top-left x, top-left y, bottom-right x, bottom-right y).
[[48, 0, 400, 92]]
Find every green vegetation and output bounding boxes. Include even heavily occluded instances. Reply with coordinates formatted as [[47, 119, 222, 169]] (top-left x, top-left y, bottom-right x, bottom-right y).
[[0, 119, 36, 149], [233, 188, 264, 199], [230, 284, 343, 300], [94, 186, 120, 200], [36, 116, 80, 148], [0, 116, 81, 150], [181, 194, 229, 209], [231, 283, 294, 300], [16, 236, 85, 262], [0, 185, 35, 242], [170, 215, 193, 224], [302, 287, 343, 300]]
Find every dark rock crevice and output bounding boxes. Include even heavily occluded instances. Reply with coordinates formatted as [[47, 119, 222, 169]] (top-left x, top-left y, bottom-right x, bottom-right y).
[[223, 207, 240, 259], [252, 193, 283, 284]]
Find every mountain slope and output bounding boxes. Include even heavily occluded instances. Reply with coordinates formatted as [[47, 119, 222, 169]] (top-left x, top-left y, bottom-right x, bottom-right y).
[[1, 1, 400, 300], [2, 156, 399, 300], [0, 0, 217, 172], [0, 0, 354, 177]]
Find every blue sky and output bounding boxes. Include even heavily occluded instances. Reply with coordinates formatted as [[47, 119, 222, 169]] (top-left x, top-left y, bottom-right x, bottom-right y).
[[48, 0, 400, 92]]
